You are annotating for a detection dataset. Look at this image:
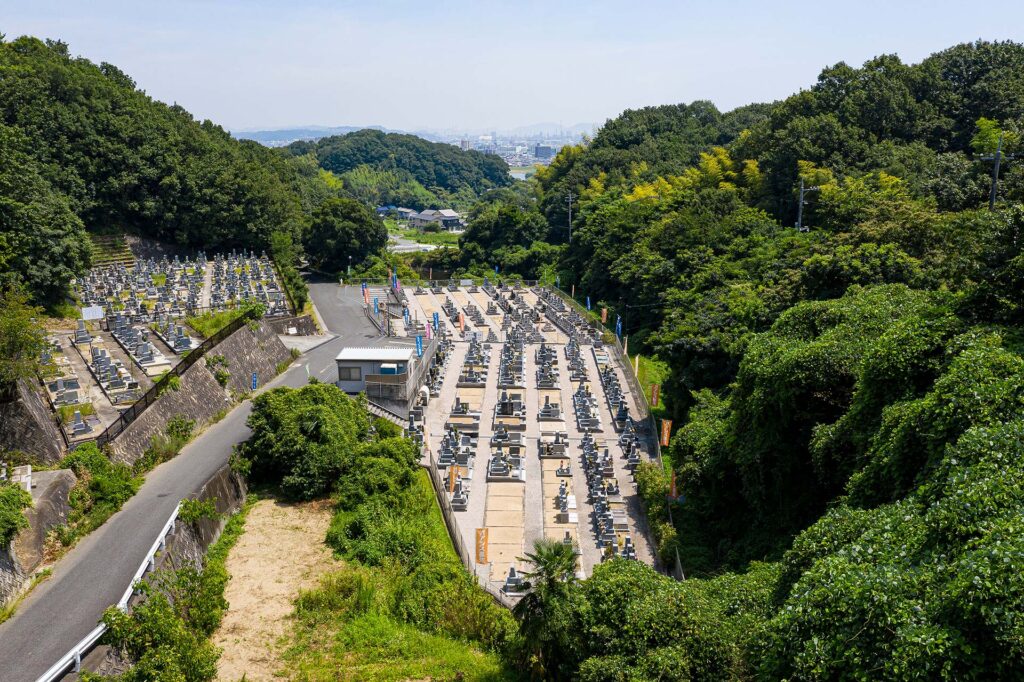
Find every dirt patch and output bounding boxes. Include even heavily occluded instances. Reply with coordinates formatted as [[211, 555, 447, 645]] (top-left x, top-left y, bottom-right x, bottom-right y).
[[212, 497, 337, 681]]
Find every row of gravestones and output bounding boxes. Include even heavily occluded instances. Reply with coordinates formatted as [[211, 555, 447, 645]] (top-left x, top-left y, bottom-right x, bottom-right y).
[[107, 315, 169, 370], [579, 431, 638, 562], [75, 255, 207, 315], [209, 251, 288, 315], [87, 344, 142, 405]]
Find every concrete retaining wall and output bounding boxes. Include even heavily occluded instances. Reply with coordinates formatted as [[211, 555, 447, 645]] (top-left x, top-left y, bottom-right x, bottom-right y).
[[0, 470, 77, 606], [81, 464, 248, 678]]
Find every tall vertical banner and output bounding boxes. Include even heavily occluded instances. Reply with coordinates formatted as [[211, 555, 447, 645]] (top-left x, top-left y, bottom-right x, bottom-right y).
[[571, 284, 575, 299], [615, 315, 622, 339], [494, 265, 499, 274], [601, 307, 608, 324], [586, 296, 591, 311], [426, 322, 433, 339], [449, 465, 460, 492], [404, 308, 410, 325], [458, 312, 465, 332], [651, 384, 660, 407], [416, 335, 423, 357], [669, 469, 677, 500], [475, 527, 489, 564], [373, 297, 379, 315], [661, 419, 673, 447], [433, 312, 439, 330], [395, 276, 401, 292], [428, 267, 433, 280]]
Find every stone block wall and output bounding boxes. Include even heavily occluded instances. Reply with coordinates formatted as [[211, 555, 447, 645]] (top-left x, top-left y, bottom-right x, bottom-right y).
[[210, 320, 291, 398], [0, 380, 66, 465], [267, 314, 318, 336], [108, 359, 225, 465], [109, 320, 291, 466]]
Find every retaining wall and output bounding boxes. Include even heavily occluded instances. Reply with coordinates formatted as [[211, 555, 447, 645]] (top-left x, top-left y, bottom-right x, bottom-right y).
[[108, 321, 290, 465], [0, 470, 77, 606], [0, 380, 66, 465], [79, 464, 247, 678]]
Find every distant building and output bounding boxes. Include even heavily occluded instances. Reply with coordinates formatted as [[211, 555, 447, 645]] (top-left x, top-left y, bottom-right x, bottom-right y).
[[534, 144, 554, 160], [460, 139, 471, 151], [409, 208, 466, 232], [395, 207, 416, 220]]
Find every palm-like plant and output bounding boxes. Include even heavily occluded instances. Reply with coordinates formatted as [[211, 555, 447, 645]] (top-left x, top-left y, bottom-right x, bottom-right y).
[[512, 538, 579, 679]]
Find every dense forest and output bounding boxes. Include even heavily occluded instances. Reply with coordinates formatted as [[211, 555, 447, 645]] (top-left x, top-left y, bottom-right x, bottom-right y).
[[452, 40, 1024, 679], [285, 128, 512, 210]]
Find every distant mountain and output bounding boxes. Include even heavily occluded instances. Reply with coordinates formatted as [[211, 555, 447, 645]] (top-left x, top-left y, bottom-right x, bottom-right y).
[[233, 125, 427, 147]]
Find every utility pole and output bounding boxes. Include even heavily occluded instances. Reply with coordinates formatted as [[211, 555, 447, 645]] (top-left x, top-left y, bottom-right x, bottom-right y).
[[795, 178, 820, 232], [982, 133, 1018, 211], [566, 191, 575, 244]]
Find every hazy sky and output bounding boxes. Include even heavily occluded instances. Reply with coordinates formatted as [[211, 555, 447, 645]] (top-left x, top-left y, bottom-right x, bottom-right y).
[[3, 0, 1024, 133]]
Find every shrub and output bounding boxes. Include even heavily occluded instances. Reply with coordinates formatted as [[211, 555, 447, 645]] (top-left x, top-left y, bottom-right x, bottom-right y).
[[0, 483, 32, 548], [179, 498, 219, 524]]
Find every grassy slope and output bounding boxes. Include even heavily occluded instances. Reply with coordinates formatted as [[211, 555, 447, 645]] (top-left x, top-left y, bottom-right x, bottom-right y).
[[282, 470, 516, 681]]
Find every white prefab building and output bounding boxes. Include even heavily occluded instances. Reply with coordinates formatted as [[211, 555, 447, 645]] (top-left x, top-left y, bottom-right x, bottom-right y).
[[335, 346, 418, 401]]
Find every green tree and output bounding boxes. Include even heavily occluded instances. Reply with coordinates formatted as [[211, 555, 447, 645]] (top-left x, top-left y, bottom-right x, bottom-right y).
[[0, 284, 46, 399], [513, 538, 580, 678], [304, 197, 387, 271]]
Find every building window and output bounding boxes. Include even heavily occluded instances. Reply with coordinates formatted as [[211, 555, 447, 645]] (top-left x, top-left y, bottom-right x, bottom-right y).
[[338, 366, 361, 381]]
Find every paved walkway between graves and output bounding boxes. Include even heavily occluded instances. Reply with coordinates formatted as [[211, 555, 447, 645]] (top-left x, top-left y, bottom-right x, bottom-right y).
[[0, 282, 377, 682], [212, 497, 337, 682]]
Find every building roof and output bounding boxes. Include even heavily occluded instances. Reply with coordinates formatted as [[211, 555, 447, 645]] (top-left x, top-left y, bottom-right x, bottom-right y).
[[336, 346, 415, 362], [437, 209, 460, 218]]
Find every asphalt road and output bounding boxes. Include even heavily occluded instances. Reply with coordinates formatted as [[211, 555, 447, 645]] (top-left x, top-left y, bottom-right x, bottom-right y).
[[0, 283, 376, 682]]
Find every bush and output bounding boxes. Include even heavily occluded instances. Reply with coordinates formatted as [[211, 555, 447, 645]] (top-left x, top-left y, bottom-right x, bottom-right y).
[[97, 500, 251, 681], [0, 483, 32, 548], [239, 383, 370, 500], [59, 443, 140, 545]]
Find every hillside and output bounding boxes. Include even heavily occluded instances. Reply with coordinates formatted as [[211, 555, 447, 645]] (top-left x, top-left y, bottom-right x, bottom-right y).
[[0, 36, 343, 306], [451, 41, 1024, 679], [287, 128, 512, 210]]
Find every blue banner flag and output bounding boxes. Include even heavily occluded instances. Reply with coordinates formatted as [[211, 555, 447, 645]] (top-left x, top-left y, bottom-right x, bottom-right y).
[[416, 335, 423, 357], [494, 265, 499, 274], [586, 296, 591, 311], [615, 315, 622, 339], [373, 297, 379, 315], [433, 312, 440, 329], [361, 282, 367, 292], [251, 372, 258, 390], [404, 308, 410, 323]]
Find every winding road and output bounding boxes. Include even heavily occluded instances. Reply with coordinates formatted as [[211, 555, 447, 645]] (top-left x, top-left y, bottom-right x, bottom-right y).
[[0, 283, 377, 682]]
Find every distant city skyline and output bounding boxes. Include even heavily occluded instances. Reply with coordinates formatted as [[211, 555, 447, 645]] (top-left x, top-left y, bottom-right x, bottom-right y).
[[3, 0, 1024, 131]]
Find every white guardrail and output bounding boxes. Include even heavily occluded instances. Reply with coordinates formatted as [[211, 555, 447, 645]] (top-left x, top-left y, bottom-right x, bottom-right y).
[[36, 503, 181, 682]]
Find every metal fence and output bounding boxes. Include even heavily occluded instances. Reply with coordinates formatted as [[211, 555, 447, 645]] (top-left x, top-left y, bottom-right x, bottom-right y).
[[92, 308, 261, 449], [36, 503, 181, 682]]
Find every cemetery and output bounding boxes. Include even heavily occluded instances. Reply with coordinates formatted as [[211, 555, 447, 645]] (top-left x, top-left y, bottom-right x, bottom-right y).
[[31, 249, 296, 443], [403, 282, 656, 595]]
